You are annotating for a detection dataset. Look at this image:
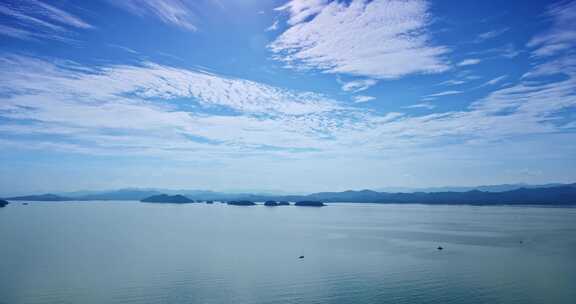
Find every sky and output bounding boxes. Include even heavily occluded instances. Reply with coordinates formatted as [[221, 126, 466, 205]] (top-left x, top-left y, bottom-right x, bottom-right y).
[[0, 0, 575, 195]]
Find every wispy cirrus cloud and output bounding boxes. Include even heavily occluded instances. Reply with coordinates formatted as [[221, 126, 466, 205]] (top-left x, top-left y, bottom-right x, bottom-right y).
[[480, 75, 507, 87], [475, 28, 509, 43], [471, 43, 521, 59], [269, 0, 450, 80], [0, 0, 92, 41], [27, 0, 92, 29], [438, 79, 466, 86], [109, 0, 199, 31], [0, 24, 35, 40], [528, 0, 576, 57], [404, 102, 435, 110], [427, 90, 462, 97]]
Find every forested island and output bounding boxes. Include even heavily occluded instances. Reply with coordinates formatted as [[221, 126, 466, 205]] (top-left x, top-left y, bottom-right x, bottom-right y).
[[0, 200, 9, 208]]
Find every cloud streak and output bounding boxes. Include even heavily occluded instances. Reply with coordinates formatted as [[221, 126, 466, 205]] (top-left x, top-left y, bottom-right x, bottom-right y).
[[404, 102, 435, 110], [427, 90, 462, 97], [109, 0, 198, 31], [475, 28, 509, 43], [0, 0, 92, 41], [458, 58, 481, 66], [528, 1, 576, 57], [352, 95, 376, 103]]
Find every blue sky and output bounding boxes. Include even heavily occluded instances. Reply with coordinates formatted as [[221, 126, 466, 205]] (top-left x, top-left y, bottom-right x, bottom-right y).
[[0, 0, 575, 194]]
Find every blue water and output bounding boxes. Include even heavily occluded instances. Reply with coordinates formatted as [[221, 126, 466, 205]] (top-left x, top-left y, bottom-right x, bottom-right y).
[[1, 202, 575, 304]]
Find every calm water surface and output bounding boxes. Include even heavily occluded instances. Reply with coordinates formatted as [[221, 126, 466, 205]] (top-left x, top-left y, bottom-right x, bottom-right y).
[[1, 202, 575, 304]]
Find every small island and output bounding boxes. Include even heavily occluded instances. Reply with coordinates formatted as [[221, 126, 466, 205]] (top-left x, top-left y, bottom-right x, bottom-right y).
[[264, 200, 278, 206], [140, 194, 194, 203], [227, 200, 256, 206], [278, 201, 291, 206], [294, 201, 325, 207], [0, 199, 9, 208]]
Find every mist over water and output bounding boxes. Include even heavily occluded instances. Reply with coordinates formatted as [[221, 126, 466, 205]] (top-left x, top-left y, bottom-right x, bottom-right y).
[[1, 202, 575, 304]]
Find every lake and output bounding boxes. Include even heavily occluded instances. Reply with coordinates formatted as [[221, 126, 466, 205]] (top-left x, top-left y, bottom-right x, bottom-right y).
[[1, 202, 575, 304]]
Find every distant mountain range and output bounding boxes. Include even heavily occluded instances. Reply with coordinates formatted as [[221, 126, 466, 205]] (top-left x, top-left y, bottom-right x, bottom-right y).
[[374, 183, 566, 193], [6, 194, 75, 201], [58, 188, 250, 201], [299, 185, 576, 205], [2, 183, 576, 205]]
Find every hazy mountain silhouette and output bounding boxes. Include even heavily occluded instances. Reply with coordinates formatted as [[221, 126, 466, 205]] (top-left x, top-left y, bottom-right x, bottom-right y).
[[374, 183, 566, 193], [59, 188, 244, 201], [74, 189, 163, 201], [6, 194, 73, 201], [4, 183, 575, 205], [316, 185, 576, 205]]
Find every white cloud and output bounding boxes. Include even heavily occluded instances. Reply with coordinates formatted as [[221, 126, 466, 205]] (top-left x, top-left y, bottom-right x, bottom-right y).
[[0, 55, 342, 117], [269, 0, 449, 79], [0, 55, 357, 158], [458, 58, 481, 66], [339, 78, 378, 93], [109, 0, 198, 31], [275, 0, 329, 25], [352, 95, 376, 103], [528, 1, 576, 57]]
